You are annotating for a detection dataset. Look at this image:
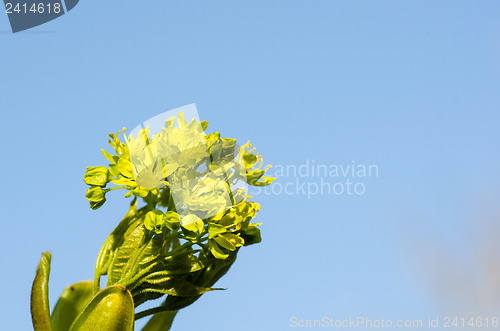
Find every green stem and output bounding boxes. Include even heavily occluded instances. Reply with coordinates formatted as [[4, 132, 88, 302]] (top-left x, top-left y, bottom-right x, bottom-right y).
[[93, 270, 101, 295], [146, 191, 157, 211], [166, 190, 177, 212], [104, 186, 129, 192], [167, 240, 194, 255]]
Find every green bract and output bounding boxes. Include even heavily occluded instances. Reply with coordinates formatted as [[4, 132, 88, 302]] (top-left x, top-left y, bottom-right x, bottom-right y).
[[31, 112, 274, 331]]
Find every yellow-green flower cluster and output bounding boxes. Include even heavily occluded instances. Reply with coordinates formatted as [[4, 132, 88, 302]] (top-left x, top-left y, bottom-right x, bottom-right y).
[[84, 112, 274, 258], [207, 199, 261, 259]]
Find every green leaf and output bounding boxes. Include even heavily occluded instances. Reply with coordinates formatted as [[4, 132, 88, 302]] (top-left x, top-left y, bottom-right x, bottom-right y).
[[139, 254, 205, 284], [69, 285, 134, 331], [108, 220, 148, 286], [156, 251, 238, 313], [51, 281, 94, 331], [136, 279, 219, 297], [94, 200, 140, 289], [31, 252, 53, 331], [84, 166, 110, 187], [141, 310, 178, 331]]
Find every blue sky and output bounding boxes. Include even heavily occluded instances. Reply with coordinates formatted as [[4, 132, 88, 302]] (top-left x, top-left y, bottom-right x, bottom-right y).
[[1, 1, 500, 330]]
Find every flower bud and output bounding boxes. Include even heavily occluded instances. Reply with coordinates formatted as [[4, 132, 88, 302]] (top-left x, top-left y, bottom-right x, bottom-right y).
[[144, 209, 165, 233], [84, 166, 110, 187], [85, 186, 106, 210]]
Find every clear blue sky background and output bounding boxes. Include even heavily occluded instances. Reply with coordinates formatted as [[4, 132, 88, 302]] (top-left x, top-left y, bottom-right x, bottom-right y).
[[1, 1, 500, 330]]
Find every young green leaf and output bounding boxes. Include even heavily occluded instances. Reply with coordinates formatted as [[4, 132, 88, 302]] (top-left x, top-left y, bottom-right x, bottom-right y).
[[31, 252, 53, 331], [51, 281, 94, 331], [141, 310, 178, 331], [107, 221, 148, 286], [136, 278, 220, 297]]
